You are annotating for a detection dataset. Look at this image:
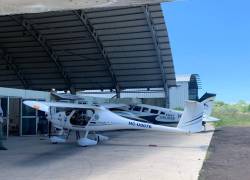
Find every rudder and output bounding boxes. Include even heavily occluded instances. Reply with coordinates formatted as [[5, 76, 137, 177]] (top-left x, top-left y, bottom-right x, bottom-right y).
[[177, 100, 203, 133]]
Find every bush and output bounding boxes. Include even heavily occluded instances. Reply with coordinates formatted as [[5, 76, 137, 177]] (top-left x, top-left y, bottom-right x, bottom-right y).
[[212, 101, 250, 127]]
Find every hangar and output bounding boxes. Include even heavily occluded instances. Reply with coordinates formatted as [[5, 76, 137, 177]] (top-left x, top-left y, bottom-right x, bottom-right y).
[[0, 2, 176, 137], [0, 4, 175, 98], [80, 74, 202, 108], [169, 74, 201, 109]]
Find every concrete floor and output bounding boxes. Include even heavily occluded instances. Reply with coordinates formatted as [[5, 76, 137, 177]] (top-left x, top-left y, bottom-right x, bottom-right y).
[[0, 127, 213, 180]]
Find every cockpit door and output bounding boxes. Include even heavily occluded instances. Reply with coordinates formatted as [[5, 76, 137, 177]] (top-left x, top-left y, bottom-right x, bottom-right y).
[[69, 109, 95, 127]]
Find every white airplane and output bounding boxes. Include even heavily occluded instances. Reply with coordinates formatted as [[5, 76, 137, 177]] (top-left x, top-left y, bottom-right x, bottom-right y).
[[103, 93, 220, 128], [24, 100, 204, 147]]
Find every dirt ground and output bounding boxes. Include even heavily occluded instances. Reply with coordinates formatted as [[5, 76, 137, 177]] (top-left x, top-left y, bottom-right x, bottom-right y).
[[199, 127, 250, 180]]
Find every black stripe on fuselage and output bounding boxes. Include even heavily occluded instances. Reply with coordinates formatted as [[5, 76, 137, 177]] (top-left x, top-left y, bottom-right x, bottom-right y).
[[182, 118, 202, 127], [184, 113, 203, 124], [181, 116, 203, 127]]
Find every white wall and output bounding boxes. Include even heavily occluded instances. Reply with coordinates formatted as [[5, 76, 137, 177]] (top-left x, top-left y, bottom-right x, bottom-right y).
[[80, 88, 165, 99], [169, 82, 189, 109], [0, 87, 50, 101]]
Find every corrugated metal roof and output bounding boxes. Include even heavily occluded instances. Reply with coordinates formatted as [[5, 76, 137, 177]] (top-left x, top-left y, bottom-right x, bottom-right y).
[[0, 4, 176, 92]]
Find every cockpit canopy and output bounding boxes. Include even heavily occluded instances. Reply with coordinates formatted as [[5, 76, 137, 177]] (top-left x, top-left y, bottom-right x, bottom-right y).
[[70, 109, 94, 126]]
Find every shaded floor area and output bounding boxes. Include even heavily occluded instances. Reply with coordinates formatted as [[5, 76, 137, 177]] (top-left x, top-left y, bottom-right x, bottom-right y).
[[199, 127, 250, 180], [0, 128, 213, 180]]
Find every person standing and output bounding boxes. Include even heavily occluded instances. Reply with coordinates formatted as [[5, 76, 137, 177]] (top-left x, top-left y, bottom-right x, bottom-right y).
[[0, 106, 7, 150]]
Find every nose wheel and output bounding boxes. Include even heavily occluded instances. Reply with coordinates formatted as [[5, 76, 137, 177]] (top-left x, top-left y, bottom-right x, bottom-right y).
[[50, 129, 69, 144]]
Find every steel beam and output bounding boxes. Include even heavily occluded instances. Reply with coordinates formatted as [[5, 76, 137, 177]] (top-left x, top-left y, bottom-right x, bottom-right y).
[[11, 15, 74, 91], [74, 10, 120, 93], [143, 5, 169, 107], [0, 47, 29, 88]]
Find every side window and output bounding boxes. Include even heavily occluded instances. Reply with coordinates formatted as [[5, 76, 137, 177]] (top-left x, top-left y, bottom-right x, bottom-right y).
[[150, 109, 159, 114], [22, 100, 36, 116], [160, 111, 165, 115], [70, 109, 94, 126], [142, 107, 149, 112], [56, 108, 74, 116], [133, 106, 141, 112]]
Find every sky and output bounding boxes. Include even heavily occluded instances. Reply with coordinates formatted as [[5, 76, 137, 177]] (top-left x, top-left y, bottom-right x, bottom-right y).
[[161, 0, 250, 103]]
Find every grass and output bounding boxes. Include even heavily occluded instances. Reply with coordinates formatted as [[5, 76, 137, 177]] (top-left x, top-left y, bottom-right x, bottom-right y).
[[213, 112, 250, 127], [212, 101, 250, 127]]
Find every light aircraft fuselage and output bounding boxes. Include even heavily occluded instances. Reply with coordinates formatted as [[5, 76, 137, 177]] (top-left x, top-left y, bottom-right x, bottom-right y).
[[47, 107, 185, 133], [23, 100, 204, 146]]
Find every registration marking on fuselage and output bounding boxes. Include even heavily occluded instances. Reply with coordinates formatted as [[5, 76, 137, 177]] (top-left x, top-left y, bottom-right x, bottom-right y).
[[128, 121, 152, 129]]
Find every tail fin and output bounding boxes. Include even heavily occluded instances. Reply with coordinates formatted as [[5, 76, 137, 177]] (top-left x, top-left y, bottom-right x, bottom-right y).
[[198, 92, 216, 120], [198, 92, 216, 103], [177, 100, 203, 133]]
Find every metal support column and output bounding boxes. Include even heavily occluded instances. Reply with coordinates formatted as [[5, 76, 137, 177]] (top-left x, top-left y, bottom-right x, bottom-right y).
[[143, 5, 169, 108], [164, 88, 169, 108]]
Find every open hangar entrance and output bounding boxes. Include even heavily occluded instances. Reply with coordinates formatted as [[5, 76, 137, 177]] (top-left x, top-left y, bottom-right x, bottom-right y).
[[0, 3, 176, 136]]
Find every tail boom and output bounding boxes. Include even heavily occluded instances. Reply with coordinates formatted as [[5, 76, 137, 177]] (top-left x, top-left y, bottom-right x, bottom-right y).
[[126, 100, 204, 133]]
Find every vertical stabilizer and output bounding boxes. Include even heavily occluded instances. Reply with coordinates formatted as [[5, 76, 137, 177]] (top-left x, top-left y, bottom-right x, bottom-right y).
[[177, 101, 203, 133]]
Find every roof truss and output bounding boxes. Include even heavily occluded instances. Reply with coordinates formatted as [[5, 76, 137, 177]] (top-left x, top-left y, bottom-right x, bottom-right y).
[[143, 5, 170, 106], [0, 47, 29, 88], [0, 4, 176, 92], [143, 5, 168, 90], [74, 10, 120, 93], [10, 15, 74, 91]]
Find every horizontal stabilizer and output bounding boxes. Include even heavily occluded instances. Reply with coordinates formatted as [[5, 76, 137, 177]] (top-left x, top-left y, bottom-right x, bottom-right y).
[[203, 116, 220, 122], [198, 92, 216, 103]]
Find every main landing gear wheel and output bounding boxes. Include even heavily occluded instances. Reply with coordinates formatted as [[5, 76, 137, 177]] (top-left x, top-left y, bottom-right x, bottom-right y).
[[77, 131, 98, 147]]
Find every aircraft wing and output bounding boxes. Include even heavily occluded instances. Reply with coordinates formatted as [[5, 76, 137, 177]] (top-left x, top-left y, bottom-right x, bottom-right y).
[[23, 100, 103, 112], [51, 92, 84, 100], [100, 103, 129, 110]]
